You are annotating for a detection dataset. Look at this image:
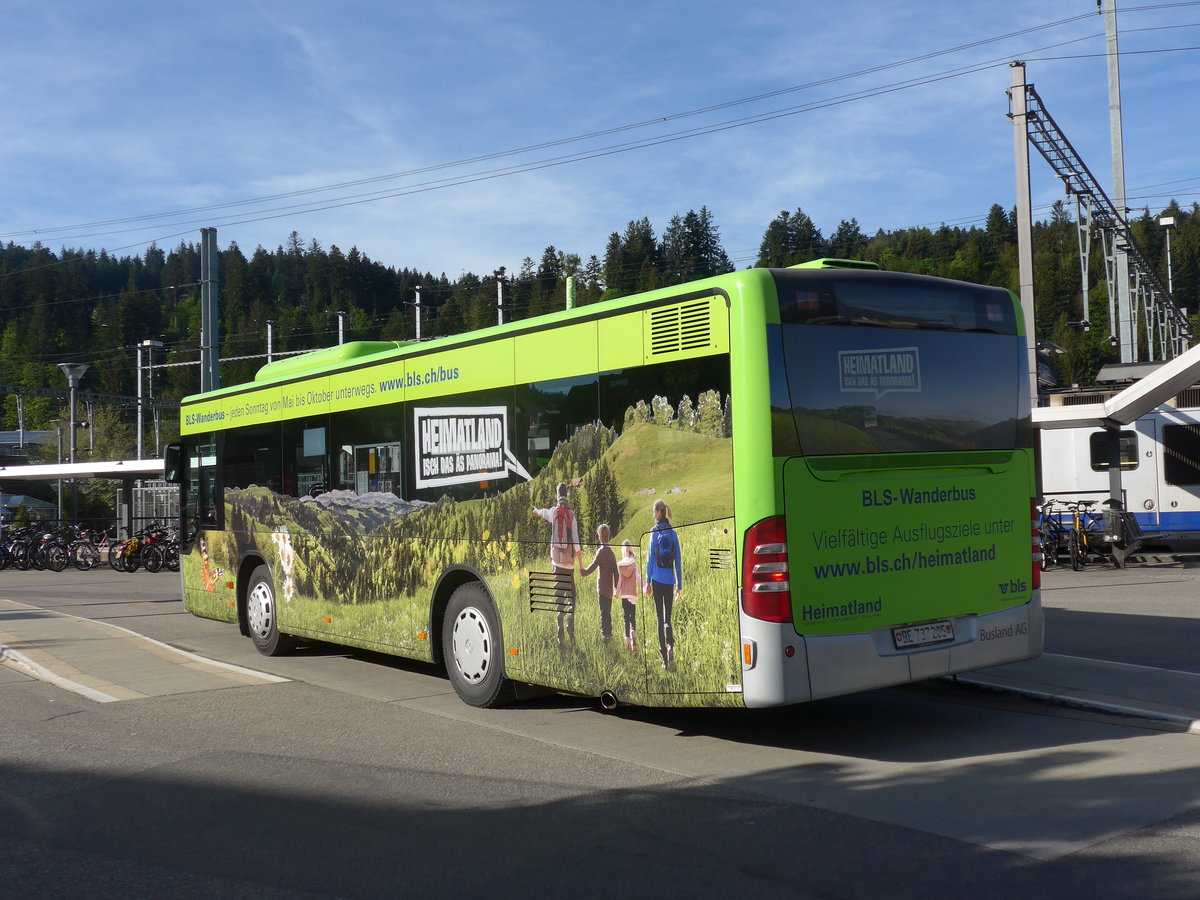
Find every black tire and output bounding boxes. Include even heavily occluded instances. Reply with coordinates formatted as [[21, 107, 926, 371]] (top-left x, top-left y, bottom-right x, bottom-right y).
[[1069, 531, 1083, 571], [46, 544, 68, 573], [441, 583, 515, 708], [73, 543, 99, 571], [245, 564, 296, 656], [165, 544, 180, 572], [143, 544, 164, 573], [1038, 532, 1054, 570], [109, 542, 125, 571]]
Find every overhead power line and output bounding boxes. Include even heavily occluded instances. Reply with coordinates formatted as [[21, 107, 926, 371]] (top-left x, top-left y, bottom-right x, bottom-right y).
[[0, 12, 1107, 244], [1, 5, 1196, 287]]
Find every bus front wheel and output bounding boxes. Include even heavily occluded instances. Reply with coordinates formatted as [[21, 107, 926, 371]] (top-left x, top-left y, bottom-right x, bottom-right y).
[[441, 583, 515, 708], [246, 564, 296, 656]]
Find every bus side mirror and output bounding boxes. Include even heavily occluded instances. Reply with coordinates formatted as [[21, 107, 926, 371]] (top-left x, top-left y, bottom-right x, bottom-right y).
[[164, 443, 187, 483]]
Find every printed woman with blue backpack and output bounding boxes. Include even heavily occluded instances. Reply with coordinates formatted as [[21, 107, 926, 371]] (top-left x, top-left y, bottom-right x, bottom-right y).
[[644, 498, 682, 670]]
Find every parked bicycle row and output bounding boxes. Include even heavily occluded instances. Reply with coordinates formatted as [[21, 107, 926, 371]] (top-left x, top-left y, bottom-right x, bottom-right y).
[[1038, 498, 1117, 571], [0, 522, 180, 573]]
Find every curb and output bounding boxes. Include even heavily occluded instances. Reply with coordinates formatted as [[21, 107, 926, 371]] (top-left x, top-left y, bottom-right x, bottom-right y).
[[947, 674, 1200, 734]]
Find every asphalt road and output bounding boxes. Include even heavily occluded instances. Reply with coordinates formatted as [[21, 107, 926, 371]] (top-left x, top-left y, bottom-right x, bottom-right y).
[[2, 567, 1200, 898], [1040, 560, 1200, 672]]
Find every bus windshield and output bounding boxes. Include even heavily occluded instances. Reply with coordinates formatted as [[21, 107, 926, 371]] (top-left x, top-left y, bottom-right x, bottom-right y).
[[771, 270, 1030, 457]]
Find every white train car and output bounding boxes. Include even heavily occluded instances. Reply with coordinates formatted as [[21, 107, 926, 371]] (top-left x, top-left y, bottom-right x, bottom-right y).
[[1040, 394, 1200, 557]]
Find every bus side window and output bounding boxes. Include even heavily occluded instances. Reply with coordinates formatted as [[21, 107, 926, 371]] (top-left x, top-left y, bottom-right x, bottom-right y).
[[224, 425, 282, 494], [188, 438, 220, 529], [328, 404, 405, 498], [282, 419, 330, 498], [518, 375, 599, 478]]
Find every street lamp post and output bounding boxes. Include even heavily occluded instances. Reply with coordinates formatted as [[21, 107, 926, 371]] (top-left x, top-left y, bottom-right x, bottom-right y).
[[58, 363, 89, 522], [1159, 216, 1176, 296], [413, 286, 423, 341], [50, 418, 65, 521], [137, 339, 164, 460]]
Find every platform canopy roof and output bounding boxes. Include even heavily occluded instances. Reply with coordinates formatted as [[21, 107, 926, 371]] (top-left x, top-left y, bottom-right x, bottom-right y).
[[0, 459, 164, 481], [1034, 340, 1200, 430]]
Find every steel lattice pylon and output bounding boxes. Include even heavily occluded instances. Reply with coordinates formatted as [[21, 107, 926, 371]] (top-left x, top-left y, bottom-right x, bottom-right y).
[[1017, 81, 1187, 360]]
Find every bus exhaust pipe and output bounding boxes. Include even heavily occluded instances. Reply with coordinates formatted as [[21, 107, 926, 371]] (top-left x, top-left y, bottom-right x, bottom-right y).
[[600, 690, 618, 711]]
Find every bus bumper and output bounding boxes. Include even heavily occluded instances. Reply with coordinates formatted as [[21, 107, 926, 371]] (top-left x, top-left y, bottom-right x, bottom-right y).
[[739, 593, 1044, 708]]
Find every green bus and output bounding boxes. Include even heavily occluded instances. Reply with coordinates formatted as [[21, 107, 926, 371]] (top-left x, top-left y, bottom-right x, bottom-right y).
[[170, 260, 1042, 709]]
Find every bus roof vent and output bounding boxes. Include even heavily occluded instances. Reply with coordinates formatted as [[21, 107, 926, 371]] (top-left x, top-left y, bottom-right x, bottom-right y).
[[790, 258, 880, 270], [648, 299, 712, 356], [255, 341, 406, 382]]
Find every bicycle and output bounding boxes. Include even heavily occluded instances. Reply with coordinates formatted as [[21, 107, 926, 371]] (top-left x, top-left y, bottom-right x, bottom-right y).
[[6, 527, 36, 571], [110, 523, 169, 573], [1065, 500, 1109, 570], [72, 525, 115, 571], [30, 527, 71, 572], [141, 524, 174, 573], [1038, 499, 1069, 570]]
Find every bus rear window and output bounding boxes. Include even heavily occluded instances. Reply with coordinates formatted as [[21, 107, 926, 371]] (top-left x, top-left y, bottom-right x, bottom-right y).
[[770, 271, 1029, 457], [777, 270, 1018, 335]]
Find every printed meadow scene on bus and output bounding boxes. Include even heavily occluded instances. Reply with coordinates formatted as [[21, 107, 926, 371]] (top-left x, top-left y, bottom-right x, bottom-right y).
[[505, 391, 738, 702], [184, 389, 738, 705]]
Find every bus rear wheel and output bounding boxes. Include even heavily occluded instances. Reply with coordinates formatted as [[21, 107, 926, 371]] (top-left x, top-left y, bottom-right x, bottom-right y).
[[442, 583, 515, 708], [246, 564, 296, 656]]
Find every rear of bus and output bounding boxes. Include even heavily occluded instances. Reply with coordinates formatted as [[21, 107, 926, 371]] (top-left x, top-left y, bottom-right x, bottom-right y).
[[737, 264, 1042, 707]]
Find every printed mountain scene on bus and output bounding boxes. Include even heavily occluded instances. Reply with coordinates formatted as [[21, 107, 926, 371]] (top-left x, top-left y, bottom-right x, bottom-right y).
[[183, 389, 740, 706]]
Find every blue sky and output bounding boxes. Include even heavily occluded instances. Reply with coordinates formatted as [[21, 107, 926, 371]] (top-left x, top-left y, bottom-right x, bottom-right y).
[[2, 1, 1197, 277]]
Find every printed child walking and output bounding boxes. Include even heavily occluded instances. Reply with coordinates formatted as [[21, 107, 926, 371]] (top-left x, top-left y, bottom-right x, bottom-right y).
[[580, 523, 618, 642], [614, 539, 643, 653]]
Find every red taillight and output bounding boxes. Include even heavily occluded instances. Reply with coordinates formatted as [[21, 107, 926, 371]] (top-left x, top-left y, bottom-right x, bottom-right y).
[[742, 516, 792, 623], [1031, 498, 1041, 591]]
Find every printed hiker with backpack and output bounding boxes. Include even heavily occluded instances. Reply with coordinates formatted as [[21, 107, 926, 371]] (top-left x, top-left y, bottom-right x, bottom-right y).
[[533, 482, 582, 645], [644, 498, 682, 670]]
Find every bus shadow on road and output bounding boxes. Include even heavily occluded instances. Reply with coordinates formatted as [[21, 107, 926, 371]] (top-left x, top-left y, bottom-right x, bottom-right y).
[[604, 682, 1168, 764]]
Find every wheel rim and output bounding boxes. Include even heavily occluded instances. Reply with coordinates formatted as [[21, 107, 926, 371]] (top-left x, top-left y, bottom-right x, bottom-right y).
[[247, 580, 275, 640], [450, 606, 493, 685]]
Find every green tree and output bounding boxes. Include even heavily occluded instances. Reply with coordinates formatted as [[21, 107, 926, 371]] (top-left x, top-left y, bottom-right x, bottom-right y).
[[695, 390, 724, 437], [755, 208, 825, 267], [675, 394, 695, 431], [830, 218, 867, 260], [650, 395, 674, 426]]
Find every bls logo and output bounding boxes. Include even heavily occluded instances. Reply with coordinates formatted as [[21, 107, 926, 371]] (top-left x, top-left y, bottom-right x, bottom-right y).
[[999, 579, 1028, 595]]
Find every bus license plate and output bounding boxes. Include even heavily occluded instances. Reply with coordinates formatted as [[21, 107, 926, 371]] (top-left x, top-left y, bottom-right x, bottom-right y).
[[893, 620, 954, 650]]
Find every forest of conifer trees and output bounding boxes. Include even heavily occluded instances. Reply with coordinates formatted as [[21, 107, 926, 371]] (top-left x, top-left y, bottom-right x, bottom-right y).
[[2, 197, 1197, 460]]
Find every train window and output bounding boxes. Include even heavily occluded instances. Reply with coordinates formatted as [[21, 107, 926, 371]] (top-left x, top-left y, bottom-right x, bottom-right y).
[[1088, 431, 1138, 472], [1162, 425, 1200, 485]]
